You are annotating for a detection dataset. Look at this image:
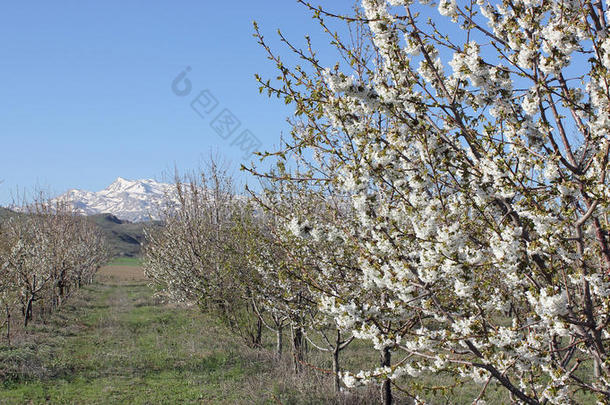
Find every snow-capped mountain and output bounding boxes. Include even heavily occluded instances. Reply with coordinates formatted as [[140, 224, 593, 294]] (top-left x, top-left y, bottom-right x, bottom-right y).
[[55, 177, 175, 222]]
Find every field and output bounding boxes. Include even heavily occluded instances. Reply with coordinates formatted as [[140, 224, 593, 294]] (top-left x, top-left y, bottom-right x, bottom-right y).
[[0, 264, 381, 404], [107, 256, 143, 267], [4, 264, 587, 404], [87, 214, 153, 258]]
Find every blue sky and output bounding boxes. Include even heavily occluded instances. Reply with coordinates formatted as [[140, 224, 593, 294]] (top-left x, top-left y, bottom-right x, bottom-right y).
[[0, 1, 355, 204]]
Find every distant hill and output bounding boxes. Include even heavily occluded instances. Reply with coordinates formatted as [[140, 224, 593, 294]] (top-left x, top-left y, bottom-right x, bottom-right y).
[[0, 209, 157, 258], [0, 207, 17, 220], [88, 213, 160, 258]]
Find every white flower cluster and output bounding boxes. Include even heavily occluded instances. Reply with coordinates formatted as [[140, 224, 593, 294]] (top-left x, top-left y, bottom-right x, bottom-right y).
[[163, 0, 610, 402]]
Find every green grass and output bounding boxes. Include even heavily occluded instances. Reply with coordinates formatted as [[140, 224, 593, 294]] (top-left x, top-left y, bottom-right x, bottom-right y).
[[0, 274, 519, 404], [87, 214, 154, 258], [0, 277, 274, 404], [5, 267, 594, 404], [107, 256, 142, 266], [0, 269, 380, 404]]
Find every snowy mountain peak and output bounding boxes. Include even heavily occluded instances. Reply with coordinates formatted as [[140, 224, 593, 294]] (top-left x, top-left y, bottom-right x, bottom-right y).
[[54, 178, 175, 222], [108, 177, 131, 190], [103, 177, 165, 196]]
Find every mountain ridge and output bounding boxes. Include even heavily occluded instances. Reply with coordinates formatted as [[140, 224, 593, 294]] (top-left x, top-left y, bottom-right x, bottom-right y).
[[55, 177, 175, 222]]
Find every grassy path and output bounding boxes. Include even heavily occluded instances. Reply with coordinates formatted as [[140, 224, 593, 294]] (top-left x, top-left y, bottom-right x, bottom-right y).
[[0, 266, 598, 404], [0, 266, 270, 404], [0, 266, 538, 404]]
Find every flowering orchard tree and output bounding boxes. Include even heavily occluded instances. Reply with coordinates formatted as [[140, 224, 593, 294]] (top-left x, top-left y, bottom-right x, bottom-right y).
[[253, 0, 610, 402], [242, 208, 315, 371], [143, 165, 267, 346], [0, 199, 108, 337], [232, 206, 292, 358], [70, 217, 109, 288], [248, 178, 362, 380], [0, 219, 18, 342]]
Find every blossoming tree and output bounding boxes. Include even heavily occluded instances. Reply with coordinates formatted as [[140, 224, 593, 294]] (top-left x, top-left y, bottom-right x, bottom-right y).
[[143, 165, 268, 346], [248, 178, 362, 382], [253, 0, 610, 403], [0, 199, 108, 336]]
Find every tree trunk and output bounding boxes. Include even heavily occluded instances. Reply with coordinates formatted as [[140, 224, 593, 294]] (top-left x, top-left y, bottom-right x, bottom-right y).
[[594, 356, 602, 378], [24, 297, 34, 327], [333, 330, 341, 393], [255, 316, 263, 346], [292, 326, 304, 373], [276, 326, 283, 359], [5, 306, 10, 345], [380, 346, 392, 405]]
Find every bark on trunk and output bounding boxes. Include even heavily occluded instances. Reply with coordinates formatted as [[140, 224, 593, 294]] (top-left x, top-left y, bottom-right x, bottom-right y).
[[255, 316, 262, 346], [5, 306, 10, 345], [333, 330, 341, 393], [276, 326, 283, 359], [292, 326, 304, 373], [380, 347, 392, 405], [594, 357, 602, 378], [24, 297, 34, 327], [248, 315, 263, 347]]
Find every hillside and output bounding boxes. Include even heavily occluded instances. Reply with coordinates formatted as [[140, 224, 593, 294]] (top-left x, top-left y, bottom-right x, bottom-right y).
[[0, 206, 18, 220], [0, 208, 155, 258], [88, 213, 158, 258]]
